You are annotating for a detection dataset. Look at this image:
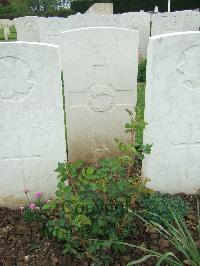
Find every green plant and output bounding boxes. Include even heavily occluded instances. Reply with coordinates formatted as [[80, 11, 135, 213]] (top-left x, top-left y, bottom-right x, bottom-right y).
[[20, 190, 46, 224], [137, 58, 147, 83], [120, 209, 200, 265], [139, 192, 190, 224], [43, 110, 152, 264], [57, 7, 75, 17]]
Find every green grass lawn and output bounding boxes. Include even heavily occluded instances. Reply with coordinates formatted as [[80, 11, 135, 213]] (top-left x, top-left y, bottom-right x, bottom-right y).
[[0, 25, 17, 41]]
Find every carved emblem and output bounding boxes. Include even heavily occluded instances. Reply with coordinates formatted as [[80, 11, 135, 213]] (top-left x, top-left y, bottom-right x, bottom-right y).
[[87, 85, 116, 112], [24, 21, 38, 33], [24, 21, 39, 40], [176, 45, 200, 91], [0, 56, 34, 101]]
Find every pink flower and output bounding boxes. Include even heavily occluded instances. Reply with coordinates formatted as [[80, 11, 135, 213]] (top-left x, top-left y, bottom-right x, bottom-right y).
[[19, 206, 24, 212], [35, 192, 43, 199], [29, 203, 36, 209]]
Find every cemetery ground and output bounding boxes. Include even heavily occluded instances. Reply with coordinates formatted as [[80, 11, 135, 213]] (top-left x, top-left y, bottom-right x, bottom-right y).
[[0, 83, 200, 266]]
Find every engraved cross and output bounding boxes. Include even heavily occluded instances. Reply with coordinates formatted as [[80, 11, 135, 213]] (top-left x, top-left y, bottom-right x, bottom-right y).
[[1, 155, 42, 185]]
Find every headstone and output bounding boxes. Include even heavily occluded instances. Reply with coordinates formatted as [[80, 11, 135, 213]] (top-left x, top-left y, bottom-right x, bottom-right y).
[[154, 6, 158, 13], [151, 11, 200, 36], [3, 27, 10, 41], [0, 19, 13, 28], [119, 13, 150, 58], [14, 16, 44, 42], [151, 12, 179, 36], [85, 3, 113, 15], [60, 27, 138, 163], [40, 17, 69, 45], [66, 12, 150, 58], [143, 32, 200, 194], [0, 42, 66, 207]]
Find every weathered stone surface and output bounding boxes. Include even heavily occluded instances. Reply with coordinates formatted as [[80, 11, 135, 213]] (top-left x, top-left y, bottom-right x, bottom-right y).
[[66, 12, 150, 58], [14, 16, 44, 42], [143, 32, 200, 194], [85, 3, 113, 15], [60, 27, 138, 163], [151, 11, 200, 36], [13, 13, 150, 58], [40, 17, 69, 45], [0, 42, 66, 207]]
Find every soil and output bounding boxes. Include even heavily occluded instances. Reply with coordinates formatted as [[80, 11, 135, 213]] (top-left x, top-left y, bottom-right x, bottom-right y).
[[0, 195, 199, 266]]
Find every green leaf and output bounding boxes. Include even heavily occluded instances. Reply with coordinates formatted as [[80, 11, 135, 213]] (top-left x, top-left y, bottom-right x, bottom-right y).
[[127, 254, 159, 265], [155, 252, 180, 266], [86, 167, 94, 176], [125, 109, 133, 116]]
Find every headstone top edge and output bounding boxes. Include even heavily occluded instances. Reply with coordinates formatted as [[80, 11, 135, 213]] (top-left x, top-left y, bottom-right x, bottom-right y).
[[61, 26, 139, 35], [0, 41, 60, 49], [150, 31, 200, 41]]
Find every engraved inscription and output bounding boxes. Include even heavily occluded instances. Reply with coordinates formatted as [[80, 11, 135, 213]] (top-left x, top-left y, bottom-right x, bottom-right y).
[[0, 56, 34, 101], [161, 15, 177, 33], [176, 45, 200, 90], [24, 21, 39, 40], [24, 21, 38, 33], [87, 85, 115, 112]]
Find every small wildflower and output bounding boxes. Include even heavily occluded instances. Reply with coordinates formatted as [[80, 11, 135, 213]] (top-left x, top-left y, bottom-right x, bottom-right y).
[[35, 192, 43, 199], [19, 206, 24, 212], [29, 203, 36, 209], [46, 199, 51, 204], [35, 207, 40, 210]]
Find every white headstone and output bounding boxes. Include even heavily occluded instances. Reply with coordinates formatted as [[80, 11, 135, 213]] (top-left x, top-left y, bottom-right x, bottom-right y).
[[154, 6, 158, 13], [3, 27, 10, 41], [66, 12, 150, 58], [40, 17, 69, 45], [0, 42, 66, 207], [0, 19, 13, 27], [85, 3, 113, 15], [151, 11, 200, 36], [143, 32, 200, 194], [60, 27, 138, 163], [119, 13, 150, 58], [14, 16, 44, 42]]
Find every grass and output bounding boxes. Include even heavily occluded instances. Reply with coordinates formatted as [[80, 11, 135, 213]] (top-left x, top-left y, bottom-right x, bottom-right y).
[[0, 25, 17, 41], [135, 82, 145, 145]]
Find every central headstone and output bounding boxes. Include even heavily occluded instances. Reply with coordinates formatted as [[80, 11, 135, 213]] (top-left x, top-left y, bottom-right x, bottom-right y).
[[60, 27, 138, 163]]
